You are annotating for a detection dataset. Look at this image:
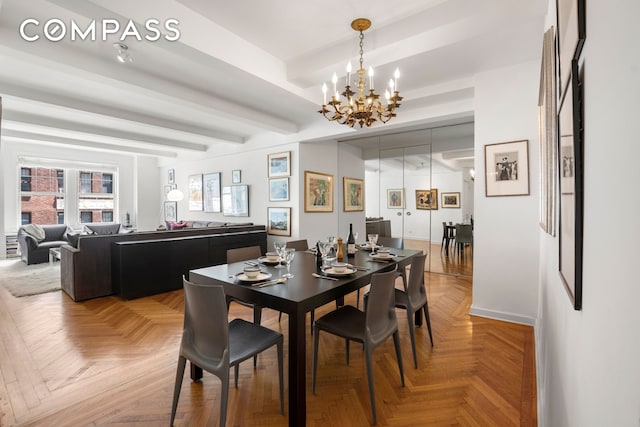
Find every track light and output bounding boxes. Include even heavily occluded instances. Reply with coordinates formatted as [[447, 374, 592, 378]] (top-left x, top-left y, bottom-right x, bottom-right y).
[[113, 42, 132, 64]]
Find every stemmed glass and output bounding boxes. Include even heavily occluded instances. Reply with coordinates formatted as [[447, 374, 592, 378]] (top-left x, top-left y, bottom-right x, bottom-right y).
[[368, 233, 379, 248], [273, 241, 286, 269], [282, 248, 296, 278]]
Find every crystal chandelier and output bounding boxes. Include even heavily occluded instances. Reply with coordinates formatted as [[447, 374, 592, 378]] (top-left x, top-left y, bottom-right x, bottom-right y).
[[319, 18, 402, 128]]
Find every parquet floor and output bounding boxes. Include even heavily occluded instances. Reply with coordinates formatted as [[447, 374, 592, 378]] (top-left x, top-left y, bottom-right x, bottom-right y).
[[0, 269, 536, 426]]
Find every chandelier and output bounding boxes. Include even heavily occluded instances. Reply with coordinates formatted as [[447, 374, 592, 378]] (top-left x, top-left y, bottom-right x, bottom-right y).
[[319, 18, 402, 128]]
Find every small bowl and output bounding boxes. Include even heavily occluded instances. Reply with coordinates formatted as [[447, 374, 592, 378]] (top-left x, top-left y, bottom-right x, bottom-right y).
[[265, 252, 280, 262], [376, 249, 392, 257], [332, 262, 349, 273], [243, 266, 261, 278]]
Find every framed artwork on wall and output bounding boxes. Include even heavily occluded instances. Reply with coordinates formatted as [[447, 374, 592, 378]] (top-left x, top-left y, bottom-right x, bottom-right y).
[[168, 169, 175, 184], [304, 171, 333, 212], [267, 207, 291, 236], [343, 177, 364, 212], [188, 174, 203, 211], [441, 192, 460, 208], [268, 151, 290, 177], [387, 189, 405, 209], [416, 189, 438, 210], [164, 185, 172, 198], [558, 59, 583, 311], [222, 185, 249, 217], [164, 201, 177, 222], [269, 177, 289, 201], [203, 172, 221, 212], [232, 169, 241, 184], [484, 139, 530, 197], [556, 0, 586, 98]]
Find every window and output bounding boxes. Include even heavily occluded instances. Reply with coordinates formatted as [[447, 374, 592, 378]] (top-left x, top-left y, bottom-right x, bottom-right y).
[[78, 170, 115, 223], [80, 212, 93, 223], [57, 212, 65, 224], [56, 170, 64, 192], [80, 172, 92, 193], [102, 211, 113, 222], [19, 167, 65, 225], [21, 168, 32, 191], [102, 173, 113, 193], [21, 212, 31, 225]]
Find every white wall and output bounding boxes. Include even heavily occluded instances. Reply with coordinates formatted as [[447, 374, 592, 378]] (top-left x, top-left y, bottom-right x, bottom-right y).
[[337, 142, 366, 242], [472, 60, 541, 325], [536, 1, 640, 425]]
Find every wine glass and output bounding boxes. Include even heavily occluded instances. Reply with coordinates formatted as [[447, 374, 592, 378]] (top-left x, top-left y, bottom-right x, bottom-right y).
[[273, 241, 286, 269], [368, 233, 379, 248], [282, 248, 296, 278]]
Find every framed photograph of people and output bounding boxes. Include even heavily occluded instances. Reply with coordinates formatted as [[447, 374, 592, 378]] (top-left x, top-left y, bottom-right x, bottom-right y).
[[304, 171, 333, 212], [188, 174, 203, 211], [269, 177, 289, 201], [441, 192, 461, 208], [343, 177, 364, 212], [387, 189, 405, 209], [268, 151, 291, 177], [203, 172, 221, 212], [267, 207, 291, 236], [484, 140, 530, 197], [164, 201, 177, 222], [416, 189, 438, 210], [222, 185, 249, 217]]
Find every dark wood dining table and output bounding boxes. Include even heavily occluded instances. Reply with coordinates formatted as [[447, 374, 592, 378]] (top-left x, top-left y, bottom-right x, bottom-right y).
[[189, 246, 421, 427]]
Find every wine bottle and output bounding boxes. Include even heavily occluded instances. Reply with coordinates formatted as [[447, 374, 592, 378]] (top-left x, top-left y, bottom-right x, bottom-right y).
[[315, 241, 322, 271], [336, 237, 344, 261], [347, 223, 356, 256]]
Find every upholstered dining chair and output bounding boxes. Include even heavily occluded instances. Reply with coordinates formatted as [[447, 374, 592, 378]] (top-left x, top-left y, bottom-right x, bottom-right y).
[[356, 236, 407, 308], [312, 269, 405, 425], [393, 253, 433, 368], [454, 224, 473, 256], [170, 278, 284, 427], [285, 239, 309, 251]]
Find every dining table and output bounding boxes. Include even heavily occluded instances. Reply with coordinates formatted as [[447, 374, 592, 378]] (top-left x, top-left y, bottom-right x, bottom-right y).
[[188, 245, 421, 427]]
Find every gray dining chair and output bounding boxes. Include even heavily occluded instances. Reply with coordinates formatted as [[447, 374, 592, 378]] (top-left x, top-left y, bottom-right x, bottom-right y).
[[170, 278, 284, 427], [393, 253, 433, 368], [454, 224, 473, 256], [358, 236, 407, 308], [286, 239, 309, 251], [312, 269, 405, 425]]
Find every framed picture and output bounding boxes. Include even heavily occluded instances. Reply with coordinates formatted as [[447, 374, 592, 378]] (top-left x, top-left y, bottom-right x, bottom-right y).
[[343, 177, 364, 212], [556, 0, 586, 98], [441, 192, 461, 208], [387, 189, 405, 209], [222, 185, 249, 217], [203, 172, 221, 212], [267, 207, 291, 236], [268, 151, 291, 177], [484, 140, 530, 197], [232, 169, 241, 184], [168, 169, 175, 184], [304, 171, 333, 212], [558, 59, 583, 311], [538, 26, 558, 236], [269, 177, 289, 201], [164, 201, 177, 222], [164, 185, 172, 198], [188, 174, 203, 211], [416, 189, 438, 210]]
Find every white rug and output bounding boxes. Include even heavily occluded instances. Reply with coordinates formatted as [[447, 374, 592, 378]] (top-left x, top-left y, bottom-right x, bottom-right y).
[[0, 259, 61, 297]]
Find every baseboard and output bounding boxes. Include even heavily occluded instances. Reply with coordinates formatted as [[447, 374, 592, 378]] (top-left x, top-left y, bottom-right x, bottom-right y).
[[469, 305, 536, 326]]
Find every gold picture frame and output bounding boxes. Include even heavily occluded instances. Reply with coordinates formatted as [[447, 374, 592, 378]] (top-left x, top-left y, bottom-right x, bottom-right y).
[[304, 171, 333, 212], [343, 177, 364, 212], [416, 189, 438, 210]]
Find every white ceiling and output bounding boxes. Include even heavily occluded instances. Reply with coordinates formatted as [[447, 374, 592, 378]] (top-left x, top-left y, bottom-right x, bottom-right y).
[[0, 0, 547, 158]]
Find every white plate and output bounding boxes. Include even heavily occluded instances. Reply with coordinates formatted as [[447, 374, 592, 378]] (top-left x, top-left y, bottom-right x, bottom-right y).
[[258, 256, 280, 265], [236, 272, 272, 282], [321, 265, 357, 276], [369, 252, 396, 260], [358, 243, 381, 251]]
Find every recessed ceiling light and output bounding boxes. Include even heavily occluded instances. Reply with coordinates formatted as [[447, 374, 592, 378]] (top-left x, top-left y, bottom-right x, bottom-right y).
[[113, 42, 132, 64]]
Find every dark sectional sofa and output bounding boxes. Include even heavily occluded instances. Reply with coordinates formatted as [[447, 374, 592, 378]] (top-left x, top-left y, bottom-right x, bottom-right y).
[[60, 224, 267, 301]]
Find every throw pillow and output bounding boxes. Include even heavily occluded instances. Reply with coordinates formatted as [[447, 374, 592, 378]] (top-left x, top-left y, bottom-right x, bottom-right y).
[[23, 224, 46, 241]]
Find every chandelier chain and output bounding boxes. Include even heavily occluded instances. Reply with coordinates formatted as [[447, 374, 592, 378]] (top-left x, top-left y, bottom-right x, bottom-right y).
[[359, 31, 364, 71]]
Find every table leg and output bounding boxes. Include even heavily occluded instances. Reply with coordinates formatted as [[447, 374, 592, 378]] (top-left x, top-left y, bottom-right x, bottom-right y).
[[288, 307, 306, 427]]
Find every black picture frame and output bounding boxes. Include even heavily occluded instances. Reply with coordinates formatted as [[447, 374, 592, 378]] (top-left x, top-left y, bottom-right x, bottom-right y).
[[556, 0, 586, 98], [557, 59, 583, 310]]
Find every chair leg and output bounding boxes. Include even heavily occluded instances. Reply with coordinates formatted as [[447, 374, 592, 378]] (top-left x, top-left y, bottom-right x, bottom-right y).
[[392, 331, 405, 387], [234, 364, 239, 388], [219, 369, 230, 427], [356, 289, 360, 309], [253, 306, 262, 368], [310, 310, 314, 335], [170, 356, 186, 426], [278, 311, 282, 322], [423, 304, 434, 346], [277, 339, 285, 415], [345, 339, 350, 365], [364, 344, 378, 426], [406, 310, 418, 368], [312, 329, 320, 394]]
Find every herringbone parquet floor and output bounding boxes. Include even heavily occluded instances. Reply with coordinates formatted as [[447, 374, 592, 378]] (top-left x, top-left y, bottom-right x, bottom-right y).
[[0, 269, 536, 426]]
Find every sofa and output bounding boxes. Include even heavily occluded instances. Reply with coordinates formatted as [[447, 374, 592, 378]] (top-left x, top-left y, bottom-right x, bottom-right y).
[[17, 224, 74, 265], [60, 223, 266, 301]]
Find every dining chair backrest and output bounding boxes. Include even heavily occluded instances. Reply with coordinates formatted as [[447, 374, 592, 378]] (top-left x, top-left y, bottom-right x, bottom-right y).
[[406, 254, 427, 308], [377, 236, 403, 249], [286, 239, 309, 251], [182, 279, 229, 367], [455, 224, 473, 244], [227, 246, 262, 263], [365, 269, 399, 347]]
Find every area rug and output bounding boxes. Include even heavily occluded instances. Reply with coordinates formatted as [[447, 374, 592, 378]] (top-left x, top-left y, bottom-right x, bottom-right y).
[[0, 259, 61, 297]]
